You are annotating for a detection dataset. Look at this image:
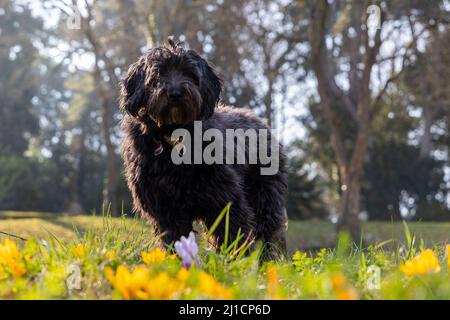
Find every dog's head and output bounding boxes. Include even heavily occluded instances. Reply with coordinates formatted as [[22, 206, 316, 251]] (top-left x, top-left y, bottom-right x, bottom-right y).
[[119, 38, 222, 127]]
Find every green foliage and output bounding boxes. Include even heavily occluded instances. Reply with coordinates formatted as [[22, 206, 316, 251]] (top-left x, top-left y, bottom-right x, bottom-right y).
[[0, 0, 42, 156], [0, 156, 65, 211], [363, 140, 448, 220], [286, 142, 326, 220]]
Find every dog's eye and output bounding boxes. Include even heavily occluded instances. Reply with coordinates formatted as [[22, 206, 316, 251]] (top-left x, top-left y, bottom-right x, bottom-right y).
[[181, 68, 200, 85]]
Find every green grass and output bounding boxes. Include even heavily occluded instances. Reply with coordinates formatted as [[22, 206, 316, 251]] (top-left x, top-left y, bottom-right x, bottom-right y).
[[287, 220, 450, 251], [3, 211, 450, 251], [0, 211, 114, 240], [1, 210, 450, 299]]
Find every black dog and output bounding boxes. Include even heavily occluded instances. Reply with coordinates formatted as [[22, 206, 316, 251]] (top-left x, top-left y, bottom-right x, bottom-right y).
[[119, 39, 287, 258]]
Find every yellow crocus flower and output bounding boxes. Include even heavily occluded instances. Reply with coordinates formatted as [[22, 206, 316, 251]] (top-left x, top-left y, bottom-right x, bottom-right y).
[[400, 249, 441, 277], [0, 239, 27, 278]]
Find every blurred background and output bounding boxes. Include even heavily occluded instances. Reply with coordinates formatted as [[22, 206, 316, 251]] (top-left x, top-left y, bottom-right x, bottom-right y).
[[0, 0, 449, 244]]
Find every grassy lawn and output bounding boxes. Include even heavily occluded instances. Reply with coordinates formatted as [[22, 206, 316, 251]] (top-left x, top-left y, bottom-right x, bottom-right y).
[[288, 220, 450, 251], [0, 211, 114, 240], [2, 210, 450, 299], [2, 211, 450, 251]]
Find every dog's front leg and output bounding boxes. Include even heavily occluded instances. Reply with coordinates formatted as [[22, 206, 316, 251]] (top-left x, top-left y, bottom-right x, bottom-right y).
[[157, 217, 194, 246], [207, 202, 257, 250], [199, 168, 257, 250]]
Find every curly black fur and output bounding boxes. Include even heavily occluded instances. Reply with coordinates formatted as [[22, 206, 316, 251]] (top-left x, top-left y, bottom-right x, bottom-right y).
[[120, 40, 288, 258]]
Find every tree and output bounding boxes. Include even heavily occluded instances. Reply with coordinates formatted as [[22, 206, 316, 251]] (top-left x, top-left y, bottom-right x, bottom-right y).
[[0, 0, 70, 212], [46, 0, 145, 215], [0, 0, 41, 156], [306, 0, 444, 239], [231, 0, 308, 128], [403, 27, 450, 158], [301, 77, 449, 222]]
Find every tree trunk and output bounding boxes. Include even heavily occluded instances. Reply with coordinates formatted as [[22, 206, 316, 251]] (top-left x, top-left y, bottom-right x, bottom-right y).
[[77, 129, 86, 208], [92, 54, 118, 216], [336, 95, 371, 238], [82, 3, 120, 216], [337, 169, 363, 241], [420, 106, 435, 158], [99, 93, 119, 216], [308, 0, 386, 242]]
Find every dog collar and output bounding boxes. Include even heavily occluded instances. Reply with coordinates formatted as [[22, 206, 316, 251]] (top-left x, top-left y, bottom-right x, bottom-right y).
[[153, 139, 164, 156], [153, 134, 186, 156]]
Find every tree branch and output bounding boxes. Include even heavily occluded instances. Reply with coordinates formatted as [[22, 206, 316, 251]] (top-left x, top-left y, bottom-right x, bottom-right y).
[[370, 26, 429, 117]]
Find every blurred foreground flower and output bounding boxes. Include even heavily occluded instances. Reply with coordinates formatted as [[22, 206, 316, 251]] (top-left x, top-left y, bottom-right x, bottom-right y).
[[142, 247, 175, 264], [105, 263, 233, 300], [106, 249, 115, 260], [145, 271, 183, 299], [330, 273, 358, 300], [72, 243, 89, 258], [446, 245, 450, 270], [198, 271, 233, 299], [0, 239, 27, 278], [105, 265, 183, 299], [105, 265, 152, 299], [267, 265, 281, 299], [400, 249, 441, 277], [174, 232, 199, 268]]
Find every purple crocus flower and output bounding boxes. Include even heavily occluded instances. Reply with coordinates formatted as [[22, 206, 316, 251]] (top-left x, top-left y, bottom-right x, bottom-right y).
[[174, 231, 199, 268]]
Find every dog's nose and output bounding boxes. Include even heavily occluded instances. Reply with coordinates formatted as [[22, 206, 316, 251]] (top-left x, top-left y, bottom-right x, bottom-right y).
[[168, 87, 183, 99]]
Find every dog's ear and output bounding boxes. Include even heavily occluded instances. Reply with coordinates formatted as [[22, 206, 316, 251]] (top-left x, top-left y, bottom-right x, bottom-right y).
[[201, 60, 222, 117], [188, 50, 222, 117], [119, 59, 148, 117], [203, 60, 222, 103]]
